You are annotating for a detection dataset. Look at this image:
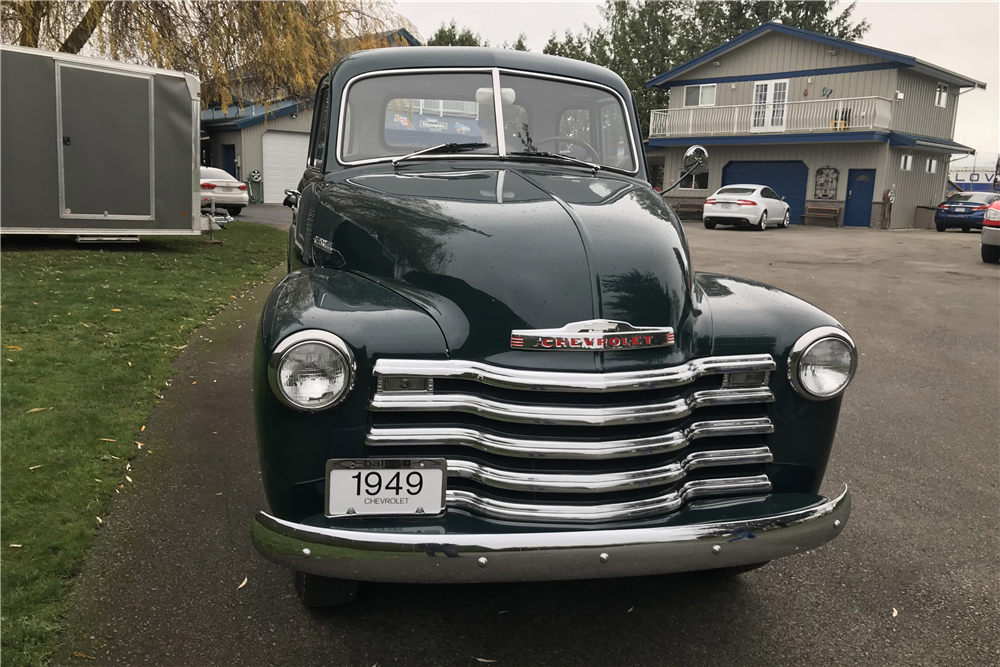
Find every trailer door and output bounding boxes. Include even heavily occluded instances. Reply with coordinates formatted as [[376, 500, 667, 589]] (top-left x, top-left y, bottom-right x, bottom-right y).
[[57, 63, 153, 219]]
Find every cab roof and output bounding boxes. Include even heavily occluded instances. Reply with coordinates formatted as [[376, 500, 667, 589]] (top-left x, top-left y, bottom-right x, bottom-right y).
[[329, 47, 632, 98]]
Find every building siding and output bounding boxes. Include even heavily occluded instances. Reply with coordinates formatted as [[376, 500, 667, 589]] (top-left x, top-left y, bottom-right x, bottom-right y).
[[672, 31, 888, 82], [650, 142, 891, 227], [206, 108, 313, 182], [892, 70, 958, 140], [883, 147, 948, 229]]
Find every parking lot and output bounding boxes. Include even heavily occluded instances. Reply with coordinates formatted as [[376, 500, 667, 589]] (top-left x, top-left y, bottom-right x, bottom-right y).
[[55, 223, 997, 666]]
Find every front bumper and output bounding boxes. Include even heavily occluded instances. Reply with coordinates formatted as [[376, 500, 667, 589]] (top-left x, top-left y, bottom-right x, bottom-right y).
[[981, 226, 1000, 247], [251, 487, 850, 583]]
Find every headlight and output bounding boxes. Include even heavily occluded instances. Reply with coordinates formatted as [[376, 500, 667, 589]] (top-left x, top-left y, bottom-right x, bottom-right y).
[[268, 331, 355, 411], [787, 327, 857, 400]]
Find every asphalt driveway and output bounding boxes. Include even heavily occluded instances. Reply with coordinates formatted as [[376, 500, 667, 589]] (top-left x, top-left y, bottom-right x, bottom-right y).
[[54, 224, 998, 666]]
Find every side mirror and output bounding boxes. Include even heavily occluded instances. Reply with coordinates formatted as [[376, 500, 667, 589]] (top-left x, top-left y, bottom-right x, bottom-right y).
[[682, 144, 708, 170], [283, 189, 300, 209], [780, 196, 786, 201]]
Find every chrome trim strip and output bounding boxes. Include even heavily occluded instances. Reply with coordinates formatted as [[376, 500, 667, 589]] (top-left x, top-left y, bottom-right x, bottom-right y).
[[369, 387, 774, 426], [373, 355, 776, 393], [491, 68, 506, 157], [445, 475, 771, 522], [252, 486, 851, 583], [366, 417, 774, 459], [445, 447, 772, 493]]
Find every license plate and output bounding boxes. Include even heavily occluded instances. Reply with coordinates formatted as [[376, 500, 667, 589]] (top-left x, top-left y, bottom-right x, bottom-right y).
[[325, 458, 446, 517], [719, 202, 734, 209]]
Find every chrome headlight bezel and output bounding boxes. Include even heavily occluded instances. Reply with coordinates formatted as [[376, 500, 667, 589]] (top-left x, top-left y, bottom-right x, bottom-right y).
[[787, 326, 857, 401], [267, 330, 356, 411]]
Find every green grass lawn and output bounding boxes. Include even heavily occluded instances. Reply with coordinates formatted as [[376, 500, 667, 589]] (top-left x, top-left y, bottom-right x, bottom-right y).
[[0, 222, 285, 666]]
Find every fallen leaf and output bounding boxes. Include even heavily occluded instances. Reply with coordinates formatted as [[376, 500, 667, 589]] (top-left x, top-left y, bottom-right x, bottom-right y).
[[127, 361, 132, 367], [125, 476, 133, 483], [216, 492, 223, 496], [192, 381, 197, 385], [96, 516, 103, 525], [237, 576, 248, 590], [28, 465, 43, 471], [110, 308, 121, 312], [99, 438, 115, 442], [135, 441, 144, 448], [4, 345, 22, 351], [628, 606, 634, 612], [892, 608, 898, 617], [141, 425, 146, 432], [94, 479, 102, 482], [72, 653, 96, 660], [9, 544, 22, 548], [475, 659, 497, 664], [26, 407, 53, 413]]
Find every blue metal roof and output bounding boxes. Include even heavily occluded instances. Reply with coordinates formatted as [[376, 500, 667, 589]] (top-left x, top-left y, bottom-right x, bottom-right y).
[[646, 130, 975, 154], [647, 22, 985, 90], [202, 98, 311, 132]]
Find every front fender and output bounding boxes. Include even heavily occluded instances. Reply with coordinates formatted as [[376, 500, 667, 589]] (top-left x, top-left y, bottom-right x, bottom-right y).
[[255, 268, 447, 520], [696, 273, 849, 495]]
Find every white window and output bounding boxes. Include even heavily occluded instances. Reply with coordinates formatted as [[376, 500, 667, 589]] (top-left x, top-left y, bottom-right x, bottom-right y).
[[925, 158, 938, 174], [684, 84, 716, 107], [935, 84, 948, 108], [900, 154, 913, 171]]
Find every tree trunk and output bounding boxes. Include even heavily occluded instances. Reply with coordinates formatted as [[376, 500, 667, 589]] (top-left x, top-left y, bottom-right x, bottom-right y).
[[16, 1, 46, 47], [59, 0, 111, 54]]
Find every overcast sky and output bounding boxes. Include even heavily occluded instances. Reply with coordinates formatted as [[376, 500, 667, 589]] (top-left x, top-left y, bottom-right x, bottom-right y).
[[396, 0, 999, 166]]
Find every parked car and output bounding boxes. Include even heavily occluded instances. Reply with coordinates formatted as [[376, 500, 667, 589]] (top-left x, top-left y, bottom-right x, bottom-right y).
[[703, 184, 791, 230], [199, 166, 248, 215], [935, 192, 1000, 232], [981, 200, 1000, 263], [251, 48, 856, 608]]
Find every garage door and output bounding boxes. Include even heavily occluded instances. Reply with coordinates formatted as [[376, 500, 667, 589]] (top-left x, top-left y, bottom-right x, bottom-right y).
[[262, 131, 309, 203], [722, 160, 808, 223]]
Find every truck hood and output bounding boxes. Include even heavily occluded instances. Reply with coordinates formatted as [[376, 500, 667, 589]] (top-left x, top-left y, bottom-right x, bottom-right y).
[[309, 164, 697, 368]]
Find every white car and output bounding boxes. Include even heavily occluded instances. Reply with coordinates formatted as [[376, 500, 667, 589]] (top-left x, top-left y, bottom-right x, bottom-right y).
[[200, 166, 248, 215], [703, 184, 791, 231]]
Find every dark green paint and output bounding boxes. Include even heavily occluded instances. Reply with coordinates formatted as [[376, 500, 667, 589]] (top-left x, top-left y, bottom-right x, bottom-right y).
[[255, 48, 852, 527]]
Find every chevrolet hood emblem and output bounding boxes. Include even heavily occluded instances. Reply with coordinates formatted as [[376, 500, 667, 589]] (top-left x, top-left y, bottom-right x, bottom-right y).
[[510, 320, 675, 351]]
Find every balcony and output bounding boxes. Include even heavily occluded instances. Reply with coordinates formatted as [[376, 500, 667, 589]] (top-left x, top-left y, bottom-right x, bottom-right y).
[[648, 96, 893, 138]]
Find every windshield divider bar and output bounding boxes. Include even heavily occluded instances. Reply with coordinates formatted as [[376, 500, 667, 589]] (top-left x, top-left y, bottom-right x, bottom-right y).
[[492, 68, 506, 158]]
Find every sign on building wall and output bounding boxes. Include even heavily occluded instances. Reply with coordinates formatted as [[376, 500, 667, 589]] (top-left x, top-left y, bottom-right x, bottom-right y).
[[814, 166, 839, 199]]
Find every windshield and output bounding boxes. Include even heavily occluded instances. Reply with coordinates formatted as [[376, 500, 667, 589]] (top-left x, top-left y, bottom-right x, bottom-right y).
[[339, 70, 636, 172]]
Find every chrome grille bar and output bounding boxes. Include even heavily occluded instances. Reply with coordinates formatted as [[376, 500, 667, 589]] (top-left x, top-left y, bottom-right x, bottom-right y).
[[374, 355, 775, 393], [370, 387, 774, 426], [446, 475, 772, 523], [367, 417, 774, 459], [446, 447, 772, 493]]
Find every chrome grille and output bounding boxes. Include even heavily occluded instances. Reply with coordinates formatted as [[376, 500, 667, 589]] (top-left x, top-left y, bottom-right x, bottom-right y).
[[368, 355, 776, 523]]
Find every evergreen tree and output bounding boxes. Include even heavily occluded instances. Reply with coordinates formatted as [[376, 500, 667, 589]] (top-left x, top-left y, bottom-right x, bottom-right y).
[[427, 19, 486, 46]]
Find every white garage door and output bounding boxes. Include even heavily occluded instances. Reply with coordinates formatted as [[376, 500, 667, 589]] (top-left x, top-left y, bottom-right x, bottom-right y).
[[262, 131, 309, 203]]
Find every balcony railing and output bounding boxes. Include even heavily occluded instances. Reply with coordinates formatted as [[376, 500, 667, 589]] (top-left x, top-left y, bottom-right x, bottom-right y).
[[648, 96, 893, 138]]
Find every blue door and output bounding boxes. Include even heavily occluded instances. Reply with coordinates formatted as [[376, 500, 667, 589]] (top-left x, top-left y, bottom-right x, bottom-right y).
[[721, 161, 808, 223], [221, 144, 237, 180], [844, 169, 876, 227]]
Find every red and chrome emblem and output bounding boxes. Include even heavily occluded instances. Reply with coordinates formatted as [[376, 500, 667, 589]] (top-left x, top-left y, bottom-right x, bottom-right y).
[[510, 319, 675, 351]]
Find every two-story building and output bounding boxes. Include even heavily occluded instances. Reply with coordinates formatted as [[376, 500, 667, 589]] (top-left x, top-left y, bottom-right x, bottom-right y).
[[645, 22, 985, 229]]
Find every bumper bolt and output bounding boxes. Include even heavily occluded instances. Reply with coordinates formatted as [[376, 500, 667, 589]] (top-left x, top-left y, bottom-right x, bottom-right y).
[[712, 545, 722, 555], [347, 508, 356, 515], [834, 519, 841, 528], [477, 557, 488, 568], [599, 552, 610, 563]]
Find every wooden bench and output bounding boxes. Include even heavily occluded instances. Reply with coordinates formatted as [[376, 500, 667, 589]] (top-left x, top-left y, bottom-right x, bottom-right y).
[[802, 205, 841, 226], [671, 202, 704, 220]]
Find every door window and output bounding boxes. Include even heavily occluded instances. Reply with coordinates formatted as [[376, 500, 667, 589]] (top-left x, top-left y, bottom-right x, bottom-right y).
[[308, 79, 330, 168], [762, 187, 778, 199]]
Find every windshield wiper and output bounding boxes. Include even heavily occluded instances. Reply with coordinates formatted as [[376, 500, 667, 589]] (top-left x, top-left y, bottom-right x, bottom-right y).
[[507, 150, 602, 174], [392, 143, 489, 167]]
